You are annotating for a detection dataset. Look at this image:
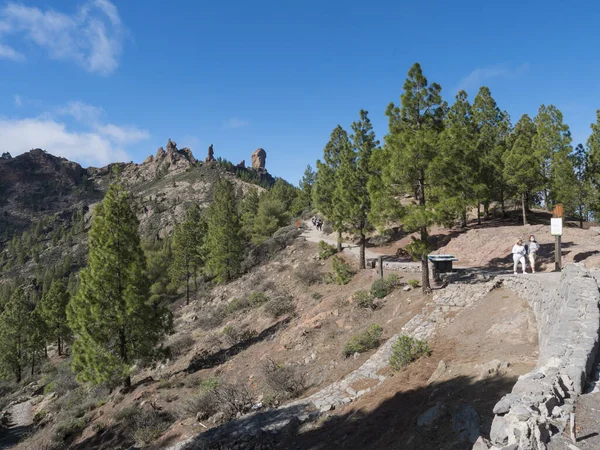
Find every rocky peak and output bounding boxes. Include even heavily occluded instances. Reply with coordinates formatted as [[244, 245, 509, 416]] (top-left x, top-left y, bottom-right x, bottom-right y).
[[1, 152, 11, 160], [251, 148, 266, 170]]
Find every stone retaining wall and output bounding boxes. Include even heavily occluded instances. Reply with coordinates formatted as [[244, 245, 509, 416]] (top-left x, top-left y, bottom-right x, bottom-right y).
[[486, 265, 600, 450]]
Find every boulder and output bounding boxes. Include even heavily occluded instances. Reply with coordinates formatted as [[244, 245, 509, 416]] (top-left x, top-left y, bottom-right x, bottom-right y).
[[453, 404, 481, 443], [205, 144, 215, 162], [417, 402, 446, 427]]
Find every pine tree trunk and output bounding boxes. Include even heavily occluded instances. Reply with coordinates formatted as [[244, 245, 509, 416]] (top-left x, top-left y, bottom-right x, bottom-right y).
[[58, 337, 62, 356], [359, 231, 366, 270], [521, 193, 528, 225], [477, 204, 481, 225], [337, 230, 342, 253], [31, 355, 35, 377], [484, 202, 490, 219], [16, 365, 21, 383], [461, 210, 467, 228], [185, 271, 190, 306], [500, 188, 506, 218]]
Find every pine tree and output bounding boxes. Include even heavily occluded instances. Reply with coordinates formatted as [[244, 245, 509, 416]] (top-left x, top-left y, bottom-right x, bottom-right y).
[[252, 195, 290, 244], [333, 110, 379, 269], [39, 278, 70, 355], [68, 182, 170, 388], [379, 62, 445, 292], [0, 287, 30, 382], [170, 205, 205, 304], [239, 188, 260, 239], [313, 126, 349, 251], [571, 143, 592, 228], [293, 165, 316, 214], [532, 104, 573, 209], [502, 114, 541, 225], [204, 178, 244, 283], [433, 90, 481, 227], [472, 87, 511, 220]]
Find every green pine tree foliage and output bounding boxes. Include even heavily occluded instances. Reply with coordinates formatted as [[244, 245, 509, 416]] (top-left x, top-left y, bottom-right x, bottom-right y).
[[571, 143, 593, 227], [502, 114, 541, 225], [27, 305, 47, 377], [313, 125, 349, 251], [268, 179, 298, 213], [144, 236, 177, 307], [472, 87, 511, 220], [170, 205, 206, 305], [67, 182, 171, 388], [252, 194, 290, 244], [293, 165, 316, 215], [204, 178, 244, 283], [0, 287, 30, 382], [532, 104, 573, 209], [239, 187, 260, 239], [432, 90, 482, 227], [379, 62, 445, 292], [333, 110, 379, 269], [39, 278, 70, 355]]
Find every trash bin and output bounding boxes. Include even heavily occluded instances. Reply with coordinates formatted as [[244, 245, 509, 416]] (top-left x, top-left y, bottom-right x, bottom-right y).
[[427, 255, 458, 281]]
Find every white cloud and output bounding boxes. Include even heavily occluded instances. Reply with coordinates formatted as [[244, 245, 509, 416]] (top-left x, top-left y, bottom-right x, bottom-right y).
[[0, 42, 23, 60], [456, 63, 529, 92], [1, 100, 150, 166], [0, 0, 125, 75], [223, 118, 250, 129], [13, 94, 22, 107]]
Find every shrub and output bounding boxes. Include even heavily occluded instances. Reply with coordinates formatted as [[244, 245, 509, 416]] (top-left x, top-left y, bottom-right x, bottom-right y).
[[53, 417, 87, 441], [295, 262, 323, 285], [115, 406, 140, 423], [197, 304, 228, 329], [342, 324, 383, 358], [311, 292, 323, 301], [318, 240, 337, 260], [167, 334, 195, 358], [227, 297, 250, 314], [44, 360, 79, 395], [129, 409, 174, 447], [389, 335, 431, 370], [199, 377, 221, 392], [370, 279, 390, 299], [249, 292, 269, 307], [408, 279, 420, 289], [353, 290, 375, 309], [222, 325, 255, 346], [92, 422, 107, 433], [185, 382, 253, 421], [264, 295, 295, 319], [261, 359, 305, 401], [385, 273, 402, 287], [327, 256, 353, 285]]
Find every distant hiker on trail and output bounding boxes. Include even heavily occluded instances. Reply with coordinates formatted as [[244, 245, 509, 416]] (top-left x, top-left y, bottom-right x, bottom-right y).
[[312, 216, 317, 227], [512, 238, 527, 275], [528, 235, 539, 273], [317, 219, 323, 231]]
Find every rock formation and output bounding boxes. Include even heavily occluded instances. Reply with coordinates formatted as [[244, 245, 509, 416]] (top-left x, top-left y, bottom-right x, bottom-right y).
[[251, 148, 266, 170], [206, 144, 215, 162], [1, 152, 11, 160], [236, 160, 245, 169]]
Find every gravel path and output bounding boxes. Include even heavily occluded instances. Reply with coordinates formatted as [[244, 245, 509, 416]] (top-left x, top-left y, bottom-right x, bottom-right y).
[[0, 400, 33, 450]]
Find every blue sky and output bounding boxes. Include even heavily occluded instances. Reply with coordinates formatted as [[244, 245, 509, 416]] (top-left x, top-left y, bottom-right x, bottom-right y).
[[0, 0, 599, 185]]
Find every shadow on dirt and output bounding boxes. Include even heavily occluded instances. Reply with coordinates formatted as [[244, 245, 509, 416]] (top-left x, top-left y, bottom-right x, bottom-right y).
[[176, 373, 518, 450]]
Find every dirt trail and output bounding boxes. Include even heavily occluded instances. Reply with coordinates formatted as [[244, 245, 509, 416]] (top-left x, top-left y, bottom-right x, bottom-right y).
[[0, 400, 33, 450], [301, 222, 381, 261]]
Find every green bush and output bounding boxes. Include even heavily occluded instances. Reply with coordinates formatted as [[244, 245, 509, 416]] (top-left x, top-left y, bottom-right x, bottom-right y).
[[342, 324, 383, 357], [249, 291, 269, 307], [318, 240, 337, 260], [327, 256, 353, 285], [199, 377, 221, 392], [353, 291, 375, 309], [264, 295, 295, 319], [222, 325, 255, 346], [408, 279, 420, 289], [370, 279, 390, 298], [385, 273, 402, 287], [311, 292, 323, 301], [130, 409, 174, 447], [53, 417, 87, 441], [389, 335, 431, 370], [115, 405, 140, 423], [226, 297, 251, 313]]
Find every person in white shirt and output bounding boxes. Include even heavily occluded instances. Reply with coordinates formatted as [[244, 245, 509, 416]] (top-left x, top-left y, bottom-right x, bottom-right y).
[[511, 239, 527, 274], [527, 235, 539, 273]]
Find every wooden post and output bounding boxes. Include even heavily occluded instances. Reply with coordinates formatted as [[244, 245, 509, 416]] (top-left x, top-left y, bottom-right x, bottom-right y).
[[555, 235, 562, 272], [378, 256, 383, 279]]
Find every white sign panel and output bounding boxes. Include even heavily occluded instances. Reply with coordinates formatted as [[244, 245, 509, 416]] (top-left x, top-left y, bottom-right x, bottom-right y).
[[551, 218, 563, 236]]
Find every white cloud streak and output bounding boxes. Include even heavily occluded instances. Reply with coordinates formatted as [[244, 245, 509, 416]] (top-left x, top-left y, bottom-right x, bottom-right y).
[[456, 63, 530, 92], [223, 118, 250, 129], [1, 101, 149, 166], [0, 0, 125, 75]]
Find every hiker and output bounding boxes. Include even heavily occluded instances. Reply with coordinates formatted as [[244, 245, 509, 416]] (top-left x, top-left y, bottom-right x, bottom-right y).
[[528, 235, 539, 273], [317, 219, 323, 231], [312, 216, 317, 227], [511, 238, 527, 275]]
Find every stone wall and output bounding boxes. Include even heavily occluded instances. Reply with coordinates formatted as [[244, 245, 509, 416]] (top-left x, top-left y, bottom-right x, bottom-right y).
[[486, 265, 600, 449]]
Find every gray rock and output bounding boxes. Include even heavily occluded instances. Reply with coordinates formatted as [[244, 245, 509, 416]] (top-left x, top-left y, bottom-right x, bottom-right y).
[[490, 415, 509, 446], [427, 360, 447, 384], [472, 436, 490, 450], [417, 402, 446, 427], [452, 404, 481, 443]]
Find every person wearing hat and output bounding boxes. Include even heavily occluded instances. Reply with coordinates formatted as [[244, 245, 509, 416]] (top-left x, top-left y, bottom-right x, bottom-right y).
[[511, 238, 527, 274]]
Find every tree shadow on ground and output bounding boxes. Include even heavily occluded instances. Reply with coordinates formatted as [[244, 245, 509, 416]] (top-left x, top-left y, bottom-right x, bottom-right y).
[[185, 317, 291, 374], [178, 373, 519, 450], [0, 423, 32, 449], [574, 251, 600, 263]]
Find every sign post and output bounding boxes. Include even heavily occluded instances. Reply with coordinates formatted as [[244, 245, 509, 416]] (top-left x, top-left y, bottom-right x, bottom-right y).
[[551, 204, 564, 272]]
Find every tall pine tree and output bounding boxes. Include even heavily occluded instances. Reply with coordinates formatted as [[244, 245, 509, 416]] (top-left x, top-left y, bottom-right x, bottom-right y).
[[333, 110, 379, 269], [68, 182, 171, 388], [39, 278, 70, 356], [0, 287, 30, 382], [379, 62, 445, 292], [204, 178, 244, 283]]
